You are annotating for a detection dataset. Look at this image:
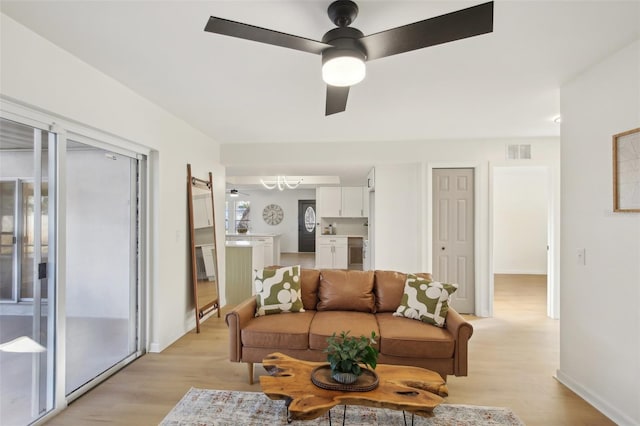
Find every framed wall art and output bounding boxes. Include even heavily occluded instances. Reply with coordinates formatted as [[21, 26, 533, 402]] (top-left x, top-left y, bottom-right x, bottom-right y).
[[613, 127, 640, 212]]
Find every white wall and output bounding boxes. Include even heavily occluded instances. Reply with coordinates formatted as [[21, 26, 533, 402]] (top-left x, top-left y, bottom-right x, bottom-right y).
[[558, 39, 640, 425], [373, 163, 421, 272], [226, 188, 316, 252], [222, 137, 561, 316], [493, 167, 548, 274], [1, 14, 225, 352]]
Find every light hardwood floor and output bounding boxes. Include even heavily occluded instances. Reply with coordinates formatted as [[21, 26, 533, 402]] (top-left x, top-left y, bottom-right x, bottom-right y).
[[45, 273, 613, 426]]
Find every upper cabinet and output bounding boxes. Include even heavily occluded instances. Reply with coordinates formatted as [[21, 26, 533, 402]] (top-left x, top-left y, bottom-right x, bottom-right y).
[[341, 187, 364, 217], [317, 186, 367, 218], [362, 187, 369, 218], [317, 187, 342, 217]]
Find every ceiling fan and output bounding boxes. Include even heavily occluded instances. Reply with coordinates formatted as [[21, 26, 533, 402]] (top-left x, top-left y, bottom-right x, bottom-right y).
[[227, 188, 249, 197], [204, 1, 494, 115]]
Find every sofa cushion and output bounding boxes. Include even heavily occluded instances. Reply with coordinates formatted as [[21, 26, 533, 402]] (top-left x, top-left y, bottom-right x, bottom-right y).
[[375, 271, 434, 312], [309, 311, 380, 351], [254, 265, 304, 316], [242, 311, 316, 350], [393, 274, 457, 327], [301, 269, 321, 310], [317, 270, 375, 312], [376, 313, 454, 358]]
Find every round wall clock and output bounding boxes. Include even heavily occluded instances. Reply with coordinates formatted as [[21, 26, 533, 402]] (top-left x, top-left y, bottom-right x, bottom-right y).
[[262, 204, 284, 225]]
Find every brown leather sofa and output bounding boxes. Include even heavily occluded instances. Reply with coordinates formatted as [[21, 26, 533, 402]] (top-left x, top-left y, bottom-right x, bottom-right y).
[[226, 269, 473, 384]]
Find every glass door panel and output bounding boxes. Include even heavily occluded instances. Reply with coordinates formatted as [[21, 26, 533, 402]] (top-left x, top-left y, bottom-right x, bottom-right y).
[[65, 142, 138, 394], [20, 182, 49, 301], [0, 181, 16, 301], [0, 118, 55, 425]]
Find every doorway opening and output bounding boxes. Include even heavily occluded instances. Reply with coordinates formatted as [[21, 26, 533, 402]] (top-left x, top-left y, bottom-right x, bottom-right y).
[[492, 166, 549, 317]]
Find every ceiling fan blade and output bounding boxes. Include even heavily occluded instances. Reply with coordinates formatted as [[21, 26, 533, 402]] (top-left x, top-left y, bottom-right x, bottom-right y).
[[205, 17, 331, 55], [325, 85, 350, 116], [360, 1, 494, 61]]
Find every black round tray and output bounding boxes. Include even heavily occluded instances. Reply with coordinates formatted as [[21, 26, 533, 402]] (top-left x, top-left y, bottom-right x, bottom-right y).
[[311, 365, 379, 392]]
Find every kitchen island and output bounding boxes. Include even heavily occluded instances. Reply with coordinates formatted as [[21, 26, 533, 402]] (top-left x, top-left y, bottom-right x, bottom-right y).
[[226, 233, 281, 266], [225, 240, 265, 305]]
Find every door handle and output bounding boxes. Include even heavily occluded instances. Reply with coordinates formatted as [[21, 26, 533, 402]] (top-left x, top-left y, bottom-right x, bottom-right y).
[[38, 262, 47, 279], [441, 246, 446, 251]]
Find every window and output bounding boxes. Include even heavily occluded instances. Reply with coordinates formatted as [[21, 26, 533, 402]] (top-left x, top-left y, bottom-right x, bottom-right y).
[[225, 201, 229, 231], [234, 201, 250, 232]]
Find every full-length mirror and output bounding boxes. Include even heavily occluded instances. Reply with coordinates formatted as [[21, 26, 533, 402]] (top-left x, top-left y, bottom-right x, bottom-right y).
[[187, 164, 220, 333]]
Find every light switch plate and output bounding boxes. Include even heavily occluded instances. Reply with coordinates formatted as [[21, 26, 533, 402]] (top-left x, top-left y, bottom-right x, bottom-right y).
[[577, 248, 586, 265]]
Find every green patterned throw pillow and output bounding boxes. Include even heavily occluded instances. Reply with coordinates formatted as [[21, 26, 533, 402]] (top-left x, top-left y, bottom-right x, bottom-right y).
[[393, 274, 458, 327], [254, 265, 305, 317]]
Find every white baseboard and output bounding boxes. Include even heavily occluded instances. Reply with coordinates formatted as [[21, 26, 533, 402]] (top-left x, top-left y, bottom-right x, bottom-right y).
[[148, 326, 192, 353], [149, 308, 220, 353], [556, 369, 637, 425]]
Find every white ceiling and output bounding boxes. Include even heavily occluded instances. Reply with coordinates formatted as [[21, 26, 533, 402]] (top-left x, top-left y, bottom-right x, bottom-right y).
[[2, 1, 639, 183]]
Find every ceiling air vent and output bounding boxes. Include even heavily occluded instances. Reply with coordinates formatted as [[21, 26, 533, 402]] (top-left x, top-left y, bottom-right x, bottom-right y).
[[506, 144, 531, 160]]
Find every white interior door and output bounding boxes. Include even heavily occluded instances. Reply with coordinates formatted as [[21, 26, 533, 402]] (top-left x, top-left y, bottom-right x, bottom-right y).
[[432, 168, 475, 314]]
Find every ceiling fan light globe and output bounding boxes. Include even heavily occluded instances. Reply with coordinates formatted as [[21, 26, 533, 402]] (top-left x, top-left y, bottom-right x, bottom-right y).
[[322, 56, 366, 87]]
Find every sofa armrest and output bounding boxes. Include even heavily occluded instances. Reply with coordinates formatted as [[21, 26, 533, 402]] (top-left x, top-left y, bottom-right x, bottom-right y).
[[225, 297, 257, 362], [445, 307, 474, 376]]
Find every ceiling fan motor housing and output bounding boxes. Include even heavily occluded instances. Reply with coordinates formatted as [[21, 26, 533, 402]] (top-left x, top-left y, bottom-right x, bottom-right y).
[[328, 0, 359, 27], [321, 26, 367, 63]]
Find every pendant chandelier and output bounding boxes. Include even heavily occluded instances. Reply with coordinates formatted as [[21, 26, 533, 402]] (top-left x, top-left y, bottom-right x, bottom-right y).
[[260, 176, 302, 191]]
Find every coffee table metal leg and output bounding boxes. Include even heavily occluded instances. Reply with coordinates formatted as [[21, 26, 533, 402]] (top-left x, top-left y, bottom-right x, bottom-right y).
[[327, 405, 347, 426], [402, 410, 415, 426], [285, 398, 293, 424]]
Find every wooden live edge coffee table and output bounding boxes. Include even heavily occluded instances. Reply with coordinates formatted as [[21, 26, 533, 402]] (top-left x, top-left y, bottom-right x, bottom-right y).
[[260, 353, 449, 424]]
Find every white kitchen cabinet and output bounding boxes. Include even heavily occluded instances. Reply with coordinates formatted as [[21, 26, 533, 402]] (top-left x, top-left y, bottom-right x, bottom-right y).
[[315, 244, 333, 269], [362, 187, 369, 217], [341, 186, 364, 217], [193, 194, 213, 228], [317, 187, 342, 217], [317, 186, 368, 218], [333, 243, 348, 269], [253, 236, 274, 265], [316, 236, 348, 269]]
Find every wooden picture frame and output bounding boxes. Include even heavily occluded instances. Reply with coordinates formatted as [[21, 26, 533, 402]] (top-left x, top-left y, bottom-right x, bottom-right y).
[[613, 128, 640, 212]]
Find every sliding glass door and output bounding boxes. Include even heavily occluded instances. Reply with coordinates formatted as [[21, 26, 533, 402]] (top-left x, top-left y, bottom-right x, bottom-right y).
[[1, 110, 145, 424], [0, 118, 56, 425], [64, 140, 141, 396]]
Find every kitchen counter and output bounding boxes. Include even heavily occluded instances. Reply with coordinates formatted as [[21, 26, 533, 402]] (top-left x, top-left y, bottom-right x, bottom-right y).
[[319, 234, 366, 238], [226, 234, 281, 266], [226, 233, 281, 238], [225, 240, 263, 247]]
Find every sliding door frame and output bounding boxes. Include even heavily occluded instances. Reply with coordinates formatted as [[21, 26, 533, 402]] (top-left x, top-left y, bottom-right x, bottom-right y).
[[1, 98, 151, 424]]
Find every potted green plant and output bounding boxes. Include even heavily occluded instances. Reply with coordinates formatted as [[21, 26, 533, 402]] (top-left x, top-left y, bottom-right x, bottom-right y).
[[236, 220, 249, 234], [325, 331, 378, 385]]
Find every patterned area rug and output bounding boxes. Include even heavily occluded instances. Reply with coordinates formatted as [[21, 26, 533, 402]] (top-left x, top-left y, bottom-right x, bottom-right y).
[[160, 388, 524, 426]]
